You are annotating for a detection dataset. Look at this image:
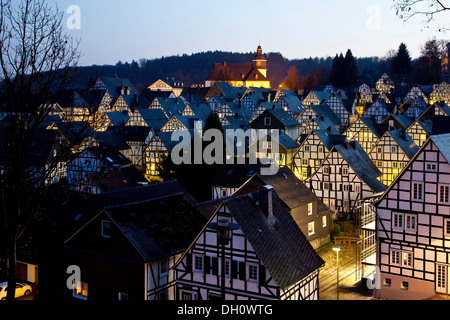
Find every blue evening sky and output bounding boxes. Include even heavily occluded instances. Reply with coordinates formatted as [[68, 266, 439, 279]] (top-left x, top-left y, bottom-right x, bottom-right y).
[[56, 0, 449, 66]]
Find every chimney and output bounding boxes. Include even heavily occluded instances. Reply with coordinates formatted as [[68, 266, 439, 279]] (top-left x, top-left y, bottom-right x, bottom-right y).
[[263, 185, 274, 222]]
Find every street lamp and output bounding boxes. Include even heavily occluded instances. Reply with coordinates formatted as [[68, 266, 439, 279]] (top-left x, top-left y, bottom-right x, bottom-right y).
[[207, 218, 240, 300], [333, 245, 341, 300]]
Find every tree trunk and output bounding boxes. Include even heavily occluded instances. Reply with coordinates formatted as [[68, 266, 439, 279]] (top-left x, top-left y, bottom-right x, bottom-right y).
[[6, 230, 17, 301]]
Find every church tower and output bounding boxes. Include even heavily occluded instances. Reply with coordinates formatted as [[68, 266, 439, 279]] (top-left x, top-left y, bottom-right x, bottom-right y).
[[253, 45, 267, 78]]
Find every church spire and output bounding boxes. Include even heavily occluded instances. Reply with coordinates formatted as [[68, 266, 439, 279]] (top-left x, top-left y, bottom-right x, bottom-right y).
[[253, 45, 267, 77]]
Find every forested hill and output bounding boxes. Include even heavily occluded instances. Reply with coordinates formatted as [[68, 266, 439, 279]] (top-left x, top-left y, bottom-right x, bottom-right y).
[[74, 50, 389, 92]]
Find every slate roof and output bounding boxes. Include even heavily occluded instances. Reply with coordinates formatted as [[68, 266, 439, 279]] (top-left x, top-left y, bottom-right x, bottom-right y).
[[387, 128, 419, 159], [430, 133, 450, 164], [309, 104, 341, 126], [104, 193, 206, 262], [97, 77, 137, 98], [334, 141, 387, 193], [222, 189, 325, 291], [105, 112, 130, 127], [313, 128, 347, 151], [235, 167, 331, 216]]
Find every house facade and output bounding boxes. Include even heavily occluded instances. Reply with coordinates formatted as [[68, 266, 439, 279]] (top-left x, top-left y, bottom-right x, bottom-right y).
[[174, 187, 324, 300], [375, 133, 450, 300], [305, 141, 387, 214]]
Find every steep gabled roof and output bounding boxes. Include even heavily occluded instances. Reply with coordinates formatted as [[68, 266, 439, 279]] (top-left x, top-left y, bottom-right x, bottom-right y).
[[387, 128, 419, 159], [334, 141, 387, 193], [222, 189, 325, 291]]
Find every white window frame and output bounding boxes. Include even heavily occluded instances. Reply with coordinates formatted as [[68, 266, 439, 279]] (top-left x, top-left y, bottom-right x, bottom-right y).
[[391, 250, 401, 266], [393, 213, 404, 230], [425, 162, 437, 172], [439, 185, 450, 204], [193, 255, 203, 272], [405, 214, 417, 232], [342, 166, 349, 176], [444, 219, 450, 237], [308, 221, 315, 236], [412, 182, 423, 201], [322, 216, 327, 228], [307, 203, 313, 216], [247, 263, 259, 282], [101, 220, 112, 238]]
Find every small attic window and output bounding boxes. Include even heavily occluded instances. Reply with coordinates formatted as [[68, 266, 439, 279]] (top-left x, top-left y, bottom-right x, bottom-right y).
[[102, 220, 112, 238]]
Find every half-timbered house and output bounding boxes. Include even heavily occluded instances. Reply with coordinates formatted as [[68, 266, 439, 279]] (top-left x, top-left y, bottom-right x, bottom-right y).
[[430, 82, 450, 104], [305, 140, 387, 215], [234, 167, 332, 250], [302, 90, 331, 107], [363, 97, 395, 124], [343, 116, 387, 154], [249, 105, 300, 141], [323, 91, 357, 131], [59, 181, 204, 300], [375, 73, 395, 93], [297, 104, 341, 134], [174, 186, 325, 300], [292, 126, 346, 181], [374, 133, 450, 300], [369, 128, 419, 186]]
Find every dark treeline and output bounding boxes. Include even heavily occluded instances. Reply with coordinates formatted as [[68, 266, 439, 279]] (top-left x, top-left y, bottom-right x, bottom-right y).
[[73, 40, 447, 92], [74, 50, 388, 92]]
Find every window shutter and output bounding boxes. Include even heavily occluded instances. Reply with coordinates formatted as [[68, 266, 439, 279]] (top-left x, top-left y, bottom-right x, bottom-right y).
[[204, 256, 211, 274], [239, 262, 246, 281], [231, 260, 238, 279], [186, 254, 192, 272], [259, 265, 266, 285], [212, 257, 218, 276]]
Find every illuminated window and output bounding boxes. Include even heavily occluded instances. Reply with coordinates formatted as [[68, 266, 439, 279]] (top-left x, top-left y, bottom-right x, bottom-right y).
[[73, 281, 88, 300], [308, 222, 315, 236], [308, 203, 313, 215], [322, 216, 327, 227]]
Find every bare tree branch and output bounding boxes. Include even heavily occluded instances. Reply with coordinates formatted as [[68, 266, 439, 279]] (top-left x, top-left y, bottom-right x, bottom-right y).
[[393, 0, 450, 31]]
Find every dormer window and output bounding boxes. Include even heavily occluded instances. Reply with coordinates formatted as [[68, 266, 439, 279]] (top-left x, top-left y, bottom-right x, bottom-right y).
[[102, 220, 112, 238]]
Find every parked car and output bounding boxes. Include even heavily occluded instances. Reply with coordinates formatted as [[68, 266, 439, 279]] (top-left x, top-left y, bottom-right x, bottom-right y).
[[0, 282, 32, 300]]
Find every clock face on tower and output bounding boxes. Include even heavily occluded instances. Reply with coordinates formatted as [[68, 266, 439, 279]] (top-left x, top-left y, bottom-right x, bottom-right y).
[[256, 61, 261, 67]]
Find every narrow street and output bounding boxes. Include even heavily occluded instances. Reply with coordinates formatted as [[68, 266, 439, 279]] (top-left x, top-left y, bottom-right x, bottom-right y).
[[318, 242, 373, 300]]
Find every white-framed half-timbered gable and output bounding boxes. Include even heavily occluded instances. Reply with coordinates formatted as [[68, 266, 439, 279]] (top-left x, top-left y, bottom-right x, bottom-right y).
[[292, 126, 346, 181], [375, 73, 395, 93], [174, 186, 325, 300], [406, 119, 433, 148], [343, 116, 387, 154], [305, 141, 387, 214], [369, 128, 419, 186], [374, 133, 450, 300], [430, 82, 450, 104]]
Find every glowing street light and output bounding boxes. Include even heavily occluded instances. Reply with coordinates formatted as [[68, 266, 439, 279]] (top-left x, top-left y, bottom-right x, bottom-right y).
[[333, 245, 341, 300]]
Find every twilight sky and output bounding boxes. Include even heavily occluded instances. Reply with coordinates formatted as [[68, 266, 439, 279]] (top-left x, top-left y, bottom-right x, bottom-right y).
[[56, 0, 449, 66]]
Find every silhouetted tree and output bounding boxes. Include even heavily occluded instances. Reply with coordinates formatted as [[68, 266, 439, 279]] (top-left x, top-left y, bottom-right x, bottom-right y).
[[392, 43, 413, 75], [415, 38, 444, 84], [0, 0, 82, 300], [282, 65, 301, 90]]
